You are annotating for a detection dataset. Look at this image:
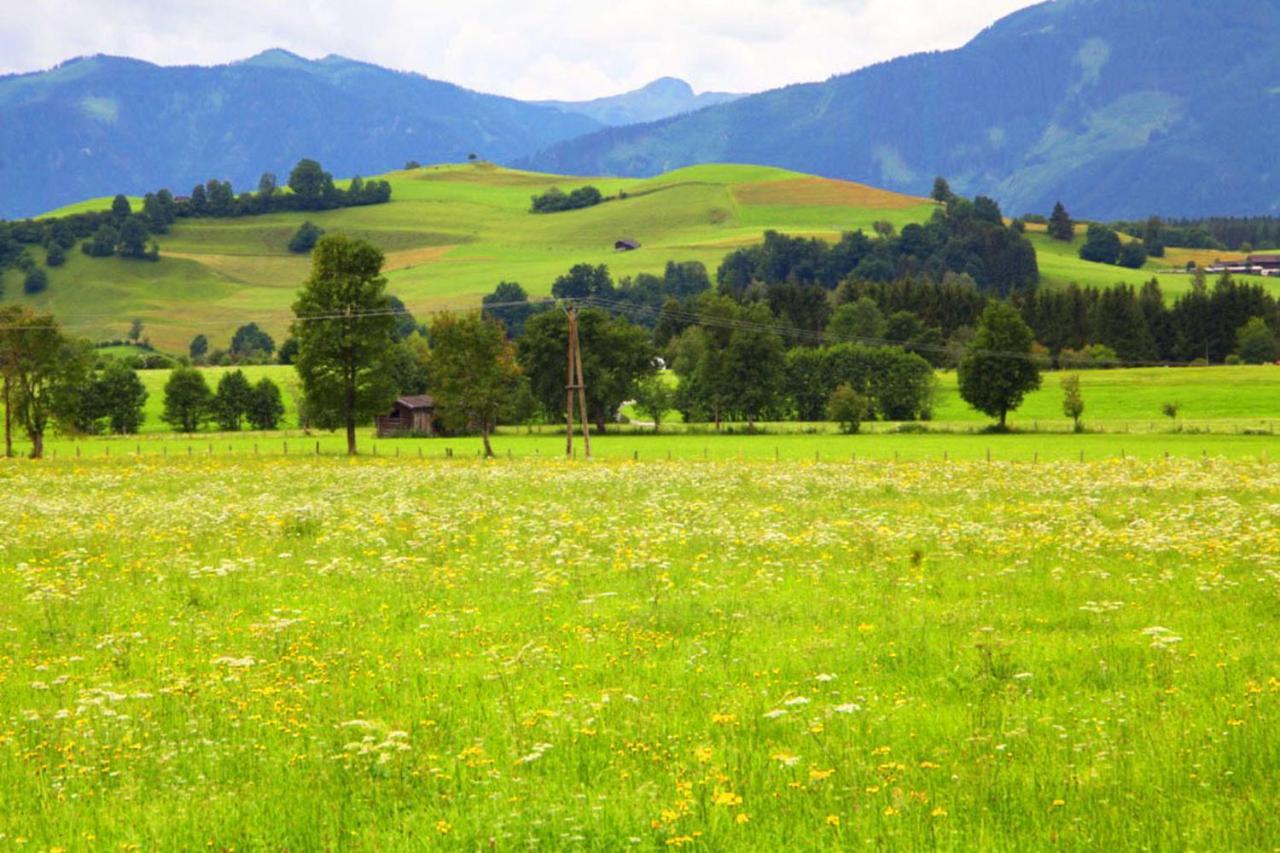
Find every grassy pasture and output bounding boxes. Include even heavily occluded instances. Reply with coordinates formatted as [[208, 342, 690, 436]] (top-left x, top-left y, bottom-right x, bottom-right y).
[[2, 364, 1277, 462], [0, 455, 1277, 848], [15, 162, 1276, 354], [109, 362, 1280, 436]]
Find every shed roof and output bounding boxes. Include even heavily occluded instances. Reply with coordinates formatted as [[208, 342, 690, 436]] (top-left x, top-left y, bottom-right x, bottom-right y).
[[397, 394, 435, 409]]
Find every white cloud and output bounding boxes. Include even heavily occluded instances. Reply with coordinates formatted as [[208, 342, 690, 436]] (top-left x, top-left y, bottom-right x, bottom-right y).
[[0, 0, 1037, 99]]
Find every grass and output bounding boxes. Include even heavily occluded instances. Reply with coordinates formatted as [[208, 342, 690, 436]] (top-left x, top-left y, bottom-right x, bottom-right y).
[[11, 162, 1275, 354], [120, 362, 1280, 436], [0, 453, 1277, 848], [2, 363, 1277, 458]]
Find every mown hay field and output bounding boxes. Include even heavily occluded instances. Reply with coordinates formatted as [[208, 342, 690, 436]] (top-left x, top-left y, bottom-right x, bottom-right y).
[[1, 456, 1277, 848]]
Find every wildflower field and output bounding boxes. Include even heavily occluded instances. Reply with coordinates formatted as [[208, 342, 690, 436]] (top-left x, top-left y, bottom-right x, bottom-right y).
[[1, 455, 1278, 849]]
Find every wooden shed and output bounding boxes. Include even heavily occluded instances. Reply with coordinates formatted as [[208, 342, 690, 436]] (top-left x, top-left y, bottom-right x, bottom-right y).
[[376, 395, 436, 437]]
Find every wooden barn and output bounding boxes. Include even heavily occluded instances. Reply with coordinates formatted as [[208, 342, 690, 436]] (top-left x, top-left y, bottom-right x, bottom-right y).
[[375, 395, 436, 437]]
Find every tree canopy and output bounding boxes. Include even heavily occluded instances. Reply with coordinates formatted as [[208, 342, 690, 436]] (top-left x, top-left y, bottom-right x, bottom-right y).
[[291, 234, 399, 454]]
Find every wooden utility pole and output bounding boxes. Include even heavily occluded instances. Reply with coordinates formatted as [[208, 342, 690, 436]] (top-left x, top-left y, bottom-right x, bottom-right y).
[[564, 306, 591, 459]]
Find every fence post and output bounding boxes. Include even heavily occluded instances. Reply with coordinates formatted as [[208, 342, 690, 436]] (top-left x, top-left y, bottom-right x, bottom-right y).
[[316, 440, 320, 456], [283, 440, 288, 455]]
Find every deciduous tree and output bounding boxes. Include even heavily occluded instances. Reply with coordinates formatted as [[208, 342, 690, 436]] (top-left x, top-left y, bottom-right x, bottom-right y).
[[958, 301, 1041, 429], [163, 366, 212, 433], [291, 235, 398, 455], [428, 312, 521, 457]]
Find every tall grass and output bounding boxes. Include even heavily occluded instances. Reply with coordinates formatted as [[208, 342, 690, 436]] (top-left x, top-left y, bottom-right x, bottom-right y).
[[0, 455, 1277, 848]]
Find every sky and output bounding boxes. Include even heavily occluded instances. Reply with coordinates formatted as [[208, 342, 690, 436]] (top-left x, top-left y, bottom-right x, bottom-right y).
[[0, 0, 1040, 100]]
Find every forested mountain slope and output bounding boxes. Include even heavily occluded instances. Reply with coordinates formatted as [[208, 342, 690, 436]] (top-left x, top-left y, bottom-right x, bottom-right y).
[[0, 50, 602, 218], [524, 0, 1280, 219]]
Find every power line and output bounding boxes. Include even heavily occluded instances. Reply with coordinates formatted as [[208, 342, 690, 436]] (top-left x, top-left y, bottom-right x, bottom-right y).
[[0, 298, 554, 331]]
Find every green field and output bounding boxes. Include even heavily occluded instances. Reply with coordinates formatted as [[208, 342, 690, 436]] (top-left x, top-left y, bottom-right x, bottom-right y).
[[1, 454, 1277, 848], [7, 162, 1273, 354], [114, 362, 1280, 436], [1, 363, 1277, 463]]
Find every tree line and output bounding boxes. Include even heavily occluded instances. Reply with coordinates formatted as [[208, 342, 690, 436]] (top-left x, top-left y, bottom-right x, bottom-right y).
[[718, 186, 1039, 298], [530, 185, 605, 213], [1114, 216, 1280, 254], [0, 158, 392, 300]]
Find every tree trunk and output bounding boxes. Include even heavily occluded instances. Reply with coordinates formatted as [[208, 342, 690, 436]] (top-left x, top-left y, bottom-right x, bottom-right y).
[[345, 373, 357, 455], [30, 429, 43, 460], [481, 420, 494, 458], [999, 408, 1007, 429], [714, 407, 722, 432], [3, 377, 11, 459]]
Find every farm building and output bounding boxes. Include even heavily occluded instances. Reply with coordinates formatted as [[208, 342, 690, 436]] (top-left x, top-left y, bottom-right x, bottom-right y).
[[375, 395, 436, 437], [614, 238, 640, 251], [1207, 254, 1280, 277]]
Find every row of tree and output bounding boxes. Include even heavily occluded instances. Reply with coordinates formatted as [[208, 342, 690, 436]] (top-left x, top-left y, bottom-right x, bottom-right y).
[[1114, 216, 1280, 253], [141, 160, 391, 225], [0, 307, 160, 456], [161, 368, 285, 432]]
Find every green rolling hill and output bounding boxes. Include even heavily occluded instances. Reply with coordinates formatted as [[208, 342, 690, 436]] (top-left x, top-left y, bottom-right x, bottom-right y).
[[2, 161, 1270, 353]]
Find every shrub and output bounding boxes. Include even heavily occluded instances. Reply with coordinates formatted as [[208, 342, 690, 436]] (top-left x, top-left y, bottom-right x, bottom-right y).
[[23, 268, 48, 295], [288, 221, 324, 254], [530, 186, 604, 213], [826, 383, 869, 434], [1059, 344, 1119, 370]]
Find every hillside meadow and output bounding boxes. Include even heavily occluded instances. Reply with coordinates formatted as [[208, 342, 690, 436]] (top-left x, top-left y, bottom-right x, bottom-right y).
[[0, 454, 1277, 848], [6, 162, 1274, 354]]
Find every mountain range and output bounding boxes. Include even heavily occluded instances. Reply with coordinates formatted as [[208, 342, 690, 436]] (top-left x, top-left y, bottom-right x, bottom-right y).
[[2, 0, 1278, 220], [526, 0, 1280, 219]]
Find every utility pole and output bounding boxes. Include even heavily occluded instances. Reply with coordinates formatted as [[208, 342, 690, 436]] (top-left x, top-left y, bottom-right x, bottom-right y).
[[564, 305, 591, 459]]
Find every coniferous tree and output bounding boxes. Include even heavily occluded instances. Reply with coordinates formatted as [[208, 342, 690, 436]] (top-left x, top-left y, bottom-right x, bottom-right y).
[[1049, 202, 1074, 241]]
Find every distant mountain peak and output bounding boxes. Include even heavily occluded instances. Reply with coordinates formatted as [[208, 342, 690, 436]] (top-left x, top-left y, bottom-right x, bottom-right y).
[[537, 77, 743, 127], [237, 48, 313, 69], [638, 77, 695, 97]]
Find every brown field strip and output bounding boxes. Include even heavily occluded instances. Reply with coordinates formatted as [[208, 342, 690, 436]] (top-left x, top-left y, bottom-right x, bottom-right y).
[[732, 177, 928, 209]]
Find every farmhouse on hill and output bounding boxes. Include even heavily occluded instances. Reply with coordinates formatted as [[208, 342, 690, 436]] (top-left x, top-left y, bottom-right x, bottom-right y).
[[376, 395, 436, 437], [614, 238, 640, 252]]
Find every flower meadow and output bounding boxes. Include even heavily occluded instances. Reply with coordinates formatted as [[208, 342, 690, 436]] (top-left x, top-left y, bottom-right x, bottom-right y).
[[1, 456, 1278, 849]]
